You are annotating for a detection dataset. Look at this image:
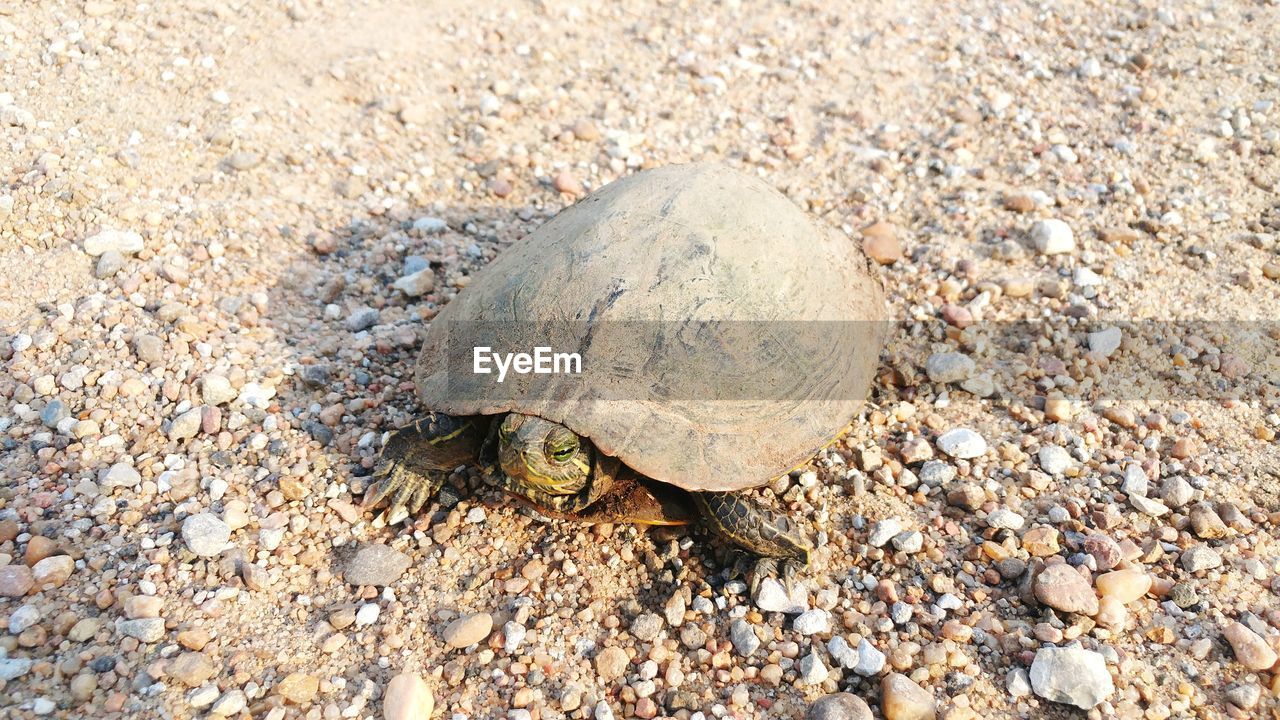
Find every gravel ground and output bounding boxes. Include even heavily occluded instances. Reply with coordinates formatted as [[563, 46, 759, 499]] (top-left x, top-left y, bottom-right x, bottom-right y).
[[2, 1, 1280, 719]]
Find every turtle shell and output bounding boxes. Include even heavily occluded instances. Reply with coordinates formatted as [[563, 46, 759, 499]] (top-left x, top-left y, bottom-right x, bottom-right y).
[[414, 163, 887, 492]]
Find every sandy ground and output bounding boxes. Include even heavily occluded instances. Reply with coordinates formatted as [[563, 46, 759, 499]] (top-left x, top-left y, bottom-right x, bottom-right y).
[[2, 1, 1279, 719]]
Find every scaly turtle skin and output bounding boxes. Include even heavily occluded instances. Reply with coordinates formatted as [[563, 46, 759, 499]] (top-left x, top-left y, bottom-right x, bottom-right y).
[[367, 411, 811, 589], [365, 163, 887, 591]]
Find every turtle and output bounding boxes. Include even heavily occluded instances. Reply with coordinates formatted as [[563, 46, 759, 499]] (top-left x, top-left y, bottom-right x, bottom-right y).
[[365, 162, 887, 589]]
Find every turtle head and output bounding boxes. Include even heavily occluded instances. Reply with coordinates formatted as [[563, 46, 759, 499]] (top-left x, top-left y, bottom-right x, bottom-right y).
[[497, 413, 593, 495]]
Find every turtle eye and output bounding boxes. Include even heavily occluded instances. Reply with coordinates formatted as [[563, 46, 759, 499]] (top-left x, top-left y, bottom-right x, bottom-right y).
[[547, 436, 578, 462]]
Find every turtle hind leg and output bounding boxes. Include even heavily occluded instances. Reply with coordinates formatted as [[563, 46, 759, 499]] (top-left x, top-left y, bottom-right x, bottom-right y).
[[365, 413, 485, 524], [691, 491, 811, 595]]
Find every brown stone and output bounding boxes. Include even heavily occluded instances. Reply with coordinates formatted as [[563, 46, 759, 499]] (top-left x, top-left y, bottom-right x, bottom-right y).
[[1099, 226, 1140, 243], [384, 672, 434, 720], [276, 673, 320, 704], [862, 221, 903, 265], [1003, 193, 1036, 213], [1103, 406, 1136, 428], [24, 536, 57, 565], [1021, 527, 1060, 557], [1189, 502, 1229, 539], [32, 555, 74, 588], [177, 628, 212, 651], [595, 646, 629, 681], [1083, 534, 1123, 571], [946, 485, 985, 511], [442, 612, 493, 649], [553, 171, 583, 196], [168, 652, 216, 687], [1224, 622, 1279, 671], [881, 672, 936, 720], [1095, 569, 1151, 604], [1033, 563, 1099, 615]]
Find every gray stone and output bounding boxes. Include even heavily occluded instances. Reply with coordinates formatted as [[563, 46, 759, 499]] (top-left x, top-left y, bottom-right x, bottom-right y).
[[393, 269, 436, 297], [890, 601, 913, 625], [808, 692, 873, 720], [1161, 476, 1196, 508], [959, 372, 995, 397], [169, 407, 203, 441], [1088, 327, 1122, 358], [502, 621, 526, 653], [133, 333, 165, 366], [798, 651, 828, 685], [8, 604, 41, 634], [1120, 464, 1148, 496], [210, 689, 247, 716], [182, 513, 231, 557], [0, 658, 33, 681], [224, 151, 262, 171], [853, 638, 885, 676], [1180, 544, 1222, 573], [95, 250, 125, 278], [630, 613, 663, 642], [345, 544, 411, 586], [40, 399, 69, 428], [868, 518, 902, 547], [346, 307, 380, 332], [187, 684, 219, 709], [925, 352, 974, 384], [891, 530, 923, 554], [117, 617, 166, 643], [730, 619, 760, 656], [1006, 667, 1032, 697], [1129, 493, 1169, 517], [412, 216, 447, 233], [1029, 646, 1114, 709], [201, 374, 236, 406], [918, 460, 956, 487], [827, 635, 857, 668], [986, 508, 1025, 531], [1037, 445, 1073, 475], [403, 255, 430, 275], [1225, 682, 1262, 710], [1169, 582, 1199, 609]]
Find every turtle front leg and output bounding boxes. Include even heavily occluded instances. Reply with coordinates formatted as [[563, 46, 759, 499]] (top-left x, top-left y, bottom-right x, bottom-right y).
[[691, 491, 811, 594], [365, 413, 486, 524]]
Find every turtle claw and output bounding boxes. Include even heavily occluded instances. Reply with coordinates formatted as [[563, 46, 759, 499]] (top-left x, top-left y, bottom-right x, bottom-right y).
[[732, 555, 806, 597], [748, 558, 778, 597], [363, 460, 443, 525], [361, 475, 397, 511], [780, 559, 804, 596], [727, 551, 755, 585]]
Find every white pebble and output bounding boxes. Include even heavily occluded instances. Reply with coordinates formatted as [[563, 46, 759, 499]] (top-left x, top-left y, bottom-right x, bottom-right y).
[[936, 428, 987, 458], [355, 603, 380, 627], [1030, 219, 1076, 255]]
